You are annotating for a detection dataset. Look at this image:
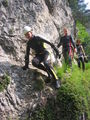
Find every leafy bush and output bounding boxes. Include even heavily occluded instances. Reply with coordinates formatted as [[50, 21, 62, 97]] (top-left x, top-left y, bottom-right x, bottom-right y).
[[76, 21, 90, 59], [56, 63, 90, 120], [2, 0, 8, 7], [30, 63, 90, 120], [76, 21, 89, 43], [56, 84, 84, 120], [31, 98, 56, 120], [0, 74, 10, 92], [31, 107, 45, 120]]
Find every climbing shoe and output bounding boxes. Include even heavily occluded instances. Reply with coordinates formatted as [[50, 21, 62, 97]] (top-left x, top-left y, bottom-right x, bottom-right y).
[[55, 80, 61, 89], [22, 65, 28, 70]]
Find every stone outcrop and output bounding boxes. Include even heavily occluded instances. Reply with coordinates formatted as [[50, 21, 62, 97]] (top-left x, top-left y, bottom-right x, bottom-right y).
[[0, 62, 56, 120], [0, 0, 74, 119]]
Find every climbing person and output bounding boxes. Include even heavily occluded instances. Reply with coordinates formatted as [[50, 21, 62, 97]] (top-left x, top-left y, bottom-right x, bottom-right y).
[[57, 28, 76, 67], [76, 39, 86, 71], [22, 26, 61, 89]]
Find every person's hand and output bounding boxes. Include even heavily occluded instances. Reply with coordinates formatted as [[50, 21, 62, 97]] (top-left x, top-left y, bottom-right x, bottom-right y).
[[22, 66, 28, 70], [74, 48, 77, 53], [84, 53, 86, 57]]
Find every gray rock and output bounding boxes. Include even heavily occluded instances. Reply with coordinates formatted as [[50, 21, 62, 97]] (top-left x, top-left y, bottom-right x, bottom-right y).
[[0, 0, 75, 119]]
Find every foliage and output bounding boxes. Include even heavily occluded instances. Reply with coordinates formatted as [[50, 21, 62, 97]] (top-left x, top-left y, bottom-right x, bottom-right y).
[[68, 0, 89, 25], [0, 74, 10, 92], [2, 0, 8, 7], [31, 98, 56, 120], [56, 84, 83, 120], [31, 107, 45, 120], [68, 0, 90, 58], [56, 63, 90, 120], [76, 21, 90, 58], [76, 21, 89, 42], [30, 63, 90, 120], [9, 28, 14, 35]]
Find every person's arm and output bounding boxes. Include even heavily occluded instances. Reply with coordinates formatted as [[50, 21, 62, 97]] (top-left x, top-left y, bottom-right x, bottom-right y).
[[23, 41, 30, 70], [70, 36, 77, 53], [70, 36, 76, 49], [38, 36, 60, 57], [81, 45, 85, 56]]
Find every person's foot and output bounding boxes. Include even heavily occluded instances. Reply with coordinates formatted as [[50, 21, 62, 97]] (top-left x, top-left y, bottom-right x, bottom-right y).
[[55, 80, 61, 89]]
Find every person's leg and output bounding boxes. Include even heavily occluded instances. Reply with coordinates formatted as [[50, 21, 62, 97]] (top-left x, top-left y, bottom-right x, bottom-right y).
[[44, 61, 60, 88], [44, 61, 57, 79], [63, 51, 68, 64], [77, 58, 81, 69], [68, 47, 73, 68], [43, 51, 60, 88], [63, 51, 71, 70], [69, 55, 72, 68], [81, 56, 85, 71], [32, 56, 51, 79]]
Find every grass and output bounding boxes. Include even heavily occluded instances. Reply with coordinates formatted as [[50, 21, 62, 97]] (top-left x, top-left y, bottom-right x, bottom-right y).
[[55, 62, 90, 120], [26, 62, 90, 120]]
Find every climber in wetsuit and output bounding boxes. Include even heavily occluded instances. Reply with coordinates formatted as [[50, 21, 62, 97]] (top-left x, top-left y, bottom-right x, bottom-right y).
[[22, 26, 60, 89], [57, 28, 76, 67]]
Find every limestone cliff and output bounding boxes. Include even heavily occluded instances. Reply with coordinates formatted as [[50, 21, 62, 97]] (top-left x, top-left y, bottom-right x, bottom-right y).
[[0, 0, 74, 119]]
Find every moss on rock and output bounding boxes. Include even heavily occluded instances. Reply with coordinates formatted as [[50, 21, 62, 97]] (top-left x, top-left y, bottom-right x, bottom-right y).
[[0, 74, 10, 92]]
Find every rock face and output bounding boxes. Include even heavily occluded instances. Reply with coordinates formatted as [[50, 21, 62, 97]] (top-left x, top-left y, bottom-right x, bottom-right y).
[[0, 63, 55, 120], [0, 0, 74, 63], [0, 0, 74, 119]]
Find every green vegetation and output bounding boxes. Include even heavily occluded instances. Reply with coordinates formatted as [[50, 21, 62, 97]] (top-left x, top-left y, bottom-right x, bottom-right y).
[[76, 21, 89, 42], [30, 62, 90, 120], [76, 21, 90, 58], [56, 62, 90, 120], [68, 0, 90, 59], [0, 74, 10, 92], [31, 107, 45, 120], [31, 98, 56, 120], [9, 27, 14, 35], [68, 0, 90, 25], [2, 0, 8, 7]]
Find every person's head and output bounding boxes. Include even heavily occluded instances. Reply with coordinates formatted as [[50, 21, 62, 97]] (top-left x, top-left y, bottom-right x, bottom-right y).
[[76, 39, 81, 45], [63, 28, 67, 36], [24, 26, 33, 39]]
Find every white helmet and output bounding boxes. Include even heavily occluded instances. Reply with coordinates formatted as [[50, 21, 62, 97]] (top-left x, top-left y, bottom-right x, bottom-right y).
[[23, 26, 32, 35]]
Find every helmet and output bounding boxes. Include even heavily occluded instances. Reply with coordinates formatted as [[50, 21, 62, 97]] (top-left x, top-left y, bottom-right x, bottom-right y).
[[23, 26, 32, 35]]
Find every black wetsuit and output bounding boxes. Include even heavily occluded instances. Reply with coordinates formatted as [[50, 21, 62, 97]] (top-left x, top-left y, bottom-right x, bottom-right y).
[[57, 35, 76, 66], [24, 35, 59, 80]]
